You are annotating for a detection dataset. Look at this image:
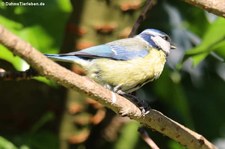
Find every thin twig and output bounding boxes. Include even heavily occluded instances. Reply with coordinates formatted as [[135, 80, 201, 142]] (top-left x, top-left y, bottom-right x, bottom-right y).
[[129, 0, 156, 37], [0, 68, 37, 80], [138, 127, 160, 149]]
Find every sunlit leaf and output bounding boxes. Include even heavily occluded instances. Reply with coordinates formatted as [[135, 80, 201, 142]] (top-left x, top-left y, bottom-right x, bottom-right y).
[[212, 41, 225, 59], [0, 136, 18, 149], [191, 52, 209, 66], [0, 46, 29, 70], [0, 0, 71, 83], [185, 18, 225, 66]]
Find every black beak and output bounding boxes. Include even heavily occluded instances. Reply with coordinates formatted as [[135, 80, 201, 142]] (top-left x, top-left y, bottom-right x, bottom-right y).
[[170, 43, 176, 49]]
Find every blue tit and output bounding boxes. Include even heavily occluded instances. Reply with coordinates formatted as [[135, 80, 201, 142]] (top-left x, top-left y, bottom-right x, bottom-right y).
[[45, 29, 175, 96]]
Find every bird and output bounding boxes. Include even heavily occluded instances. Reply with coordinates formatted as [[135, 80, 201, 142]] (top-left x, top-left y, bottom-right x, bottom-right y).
[[45, 29, 175, 109]]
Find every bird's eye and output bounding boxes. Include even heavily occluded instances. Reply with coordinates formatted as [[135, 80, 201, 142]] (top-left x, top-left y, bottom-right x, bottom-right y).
[[162, 35, 170, 41]]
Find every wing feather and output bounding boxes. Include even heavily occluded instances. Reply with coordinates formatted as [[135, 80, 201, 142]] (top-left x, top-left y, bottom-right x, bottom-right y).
[[59, 38, 149, 60]]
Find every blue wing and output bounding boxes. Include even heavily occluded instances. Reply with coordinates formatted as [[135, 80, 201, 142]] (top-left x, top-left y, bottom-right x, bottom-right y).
[[60, 39, 149, 60]]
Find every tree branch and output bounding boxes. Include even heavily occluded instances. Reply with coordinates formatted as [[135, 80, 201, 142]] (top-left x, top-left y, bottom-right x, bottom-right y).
[[0, 25, 216, 149], [181, 0, 225, 17], [129, 0, 156, 37]]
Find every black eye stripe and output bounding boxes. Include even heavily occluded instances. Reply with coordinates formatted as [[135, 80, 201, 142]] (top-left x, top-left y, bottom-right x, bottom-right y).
[[161, 35, 171, 42], [162, 35, 168, 40]]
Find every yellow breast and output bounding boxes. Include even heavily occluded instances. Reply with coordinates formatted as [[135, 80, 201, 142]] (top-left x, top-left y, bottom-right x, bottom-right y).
[[86, 48, 167, 93]]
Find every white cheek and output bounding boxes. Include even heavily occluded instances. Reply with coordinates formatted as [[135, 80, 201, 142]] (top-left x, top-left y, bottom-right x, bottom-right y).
[[151, 36, 170, 54]]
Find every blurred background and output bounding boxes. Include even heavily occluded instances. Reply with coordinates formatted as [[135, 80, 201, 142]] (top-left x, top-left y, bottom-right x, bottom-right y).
[[0, 0, 225, 149]]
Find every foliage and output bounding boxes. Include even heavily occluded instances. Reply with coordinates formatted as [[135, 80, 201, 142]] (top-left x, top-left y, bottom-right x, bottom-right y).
[[0, 0, 71, 70]]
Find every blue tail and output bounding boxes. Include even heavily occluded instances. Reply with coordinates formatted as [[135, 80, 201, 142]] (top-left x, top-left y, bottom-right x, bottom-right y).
[[45, 54, 88, 67]]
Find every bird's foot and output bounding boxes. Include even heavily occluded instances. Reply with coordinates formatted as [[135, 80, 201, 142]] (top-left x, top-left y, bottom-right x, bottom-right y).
[[119, 93, 151, 115]]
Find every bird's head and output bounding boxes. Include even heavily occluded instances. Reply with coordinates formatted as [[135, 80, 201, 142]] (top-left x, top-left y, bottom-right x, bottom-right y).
[[137, 29, 176, 55]]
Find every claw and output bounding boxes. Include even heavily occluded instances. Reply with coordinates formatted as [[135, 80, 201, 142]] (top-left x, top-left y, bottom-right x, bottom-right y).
[[118, 93, 151, 115]]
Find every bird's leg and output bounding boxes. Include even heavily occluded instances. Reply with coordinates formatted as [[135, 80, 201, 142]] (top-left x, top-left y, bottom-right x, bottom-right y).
[[116, 90, 151, 115]]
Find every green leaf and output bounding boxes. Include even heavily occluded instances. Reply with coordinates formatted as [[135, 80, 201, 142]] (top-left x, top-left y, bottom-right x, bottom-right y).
[[0, 46, 29, 70], [0, 0, 71, 85], [191, 52, 209, 67], [0, 136, 18, 149], [211, 40, 225, 59], [185, 17, 225, 66], [0, 0, 71, 69]]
